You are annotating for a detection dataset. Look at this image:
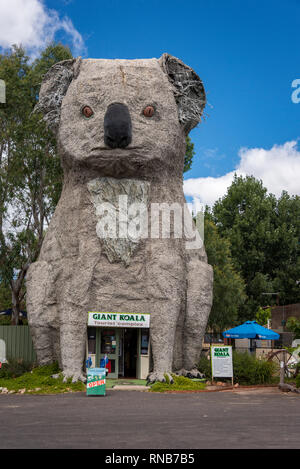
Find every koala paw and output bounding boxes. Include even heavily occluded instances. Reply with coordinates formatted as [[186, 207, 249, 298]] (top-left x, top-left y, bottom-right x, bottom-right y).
[[62, 369, 87, 384], [175, 368, 204, 379], [51, 373, 61, 379], [146, 371, 174, 384]]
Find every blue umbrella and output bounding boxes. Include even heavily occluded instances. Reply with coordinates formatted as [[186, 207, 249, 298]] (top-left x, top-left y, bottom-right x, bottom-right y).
[[0, 309, 27, 318], [223, 321, 280, 340]]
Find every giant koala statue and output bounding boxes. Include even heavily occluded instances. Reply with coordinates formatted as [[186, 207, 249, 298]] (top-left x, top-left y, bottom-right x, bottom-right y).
[[26, 54, 213, 383]]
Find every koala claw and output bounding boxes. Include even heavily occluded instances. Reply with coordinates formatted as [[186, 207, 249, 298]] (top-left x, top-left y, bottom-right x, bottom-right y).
[[62, 370, 87, 384], [51, 373, 61, 379], [175, 368, 204, 379], [146, 371, 174, 384]]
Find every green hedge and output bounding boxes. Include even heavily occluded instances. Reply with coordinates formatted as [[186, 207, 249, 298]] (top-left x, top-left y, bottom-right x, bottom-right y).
[[0, 362, 86, 394], [197, 351, 277, 385], [232, 351, 277, 385], [0, 358, 33, 379]]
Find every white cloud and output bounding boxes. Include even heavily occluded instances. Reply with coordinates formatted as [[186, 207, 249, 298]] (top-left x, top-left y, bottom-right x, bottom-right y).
[[0, 0, 85, 56], [184, 140, 300, 207]]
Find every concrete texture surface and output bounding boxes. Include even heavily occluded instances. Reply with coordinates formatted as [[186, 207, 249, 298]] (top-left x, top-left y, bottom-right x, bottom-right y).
[[26, 55, 213, 383], [0, 389, 299, 449]]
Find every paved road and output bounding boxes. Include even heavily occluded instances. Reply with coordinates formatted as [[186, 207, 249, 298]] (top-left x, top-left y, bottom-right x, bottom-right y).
[[0, 389, 299, 449]]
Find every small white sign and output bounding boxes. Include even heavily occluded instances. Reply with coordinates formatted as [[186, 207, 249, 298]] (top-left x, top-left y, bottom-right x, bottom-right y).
[[211, 345, 233, 378], [0, 339, 6, 363], [0, 80, 6, 103], [88, 312, 150, 328]]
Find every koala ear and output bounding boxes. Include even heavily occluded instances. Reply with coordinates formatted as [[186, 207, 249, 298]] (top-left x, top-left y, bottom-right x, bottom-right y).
[[159, 53, 206, 134], [35, 57, 82, 133]]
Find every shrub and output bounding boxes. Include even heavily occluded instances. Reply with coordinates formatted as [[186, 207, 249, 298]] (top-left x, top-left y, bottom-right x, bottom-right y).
[[0, 358, 34, 379], [0, 315, 12, 325], [232, 351, 276, 385], [150, 374, 206, 392], [197, 351, 277, 385], [0, 316, 28, 325], [296, 374, 300, 389], [197, 354, 212, 379], [0, 362, 85, 393]]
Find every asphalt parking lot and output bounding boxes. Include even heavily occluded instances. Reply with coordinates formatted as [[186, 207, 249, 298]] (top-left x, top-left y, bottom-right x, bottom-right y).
[[0, 388, 299, 449]]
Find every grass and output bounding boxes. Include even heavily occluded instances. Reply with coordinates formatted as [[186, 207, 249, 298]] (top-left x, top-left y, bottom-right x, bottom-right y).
[[0, 362, 86, 394], [0, 362, 147, 394], [0, 360, 206, 394], [150, 374, 206, 392]]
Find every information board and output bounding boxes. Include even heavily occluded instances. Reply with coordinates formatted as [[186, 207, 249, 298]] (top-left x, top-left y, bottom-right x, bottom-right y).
[[211, 345, 233, 379]]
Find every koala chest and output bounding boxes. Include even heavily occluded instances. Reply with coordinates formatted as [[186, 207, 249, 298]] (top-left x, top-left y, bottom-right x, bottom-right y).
[[40, 176, 186, 310], [86, 176, 149, 310], [87, 177, 186, 311], [87, 176, 150, 266]]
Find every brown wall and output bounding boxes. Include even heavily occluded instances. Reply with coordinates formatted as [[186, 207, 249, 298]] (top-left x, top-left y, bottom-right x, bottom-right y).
[[271, 303, 300, 330]]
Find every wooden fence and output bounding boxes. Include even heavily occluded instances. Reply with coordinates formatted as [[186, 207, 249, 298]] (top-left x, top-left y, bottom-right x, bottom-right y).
[[0, 326, 36, 363]]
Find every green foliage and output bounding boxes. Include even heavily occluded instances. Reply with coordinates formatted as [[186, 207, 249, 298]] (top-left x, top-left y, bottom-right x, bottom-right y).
[[150, 374, 206, 392], [286, 317, 300, 340], [212, 175, 300, 321], [204, 215, 246, 331], [197, 354, 212, 379], [197, 351, 277, 385], [184, 135, 195, 173], [30, 42, 72, 85], [296, 374, 300, 388], [255, 306, 271, 326], [0, 43, 72, 323], [0, 362, 86, 393], [0, 315, 12, 325], [232, 351, 277, 385], [0, 282, 11, 310], [0, 358, 34, 379], [271, 192, 300, 305]]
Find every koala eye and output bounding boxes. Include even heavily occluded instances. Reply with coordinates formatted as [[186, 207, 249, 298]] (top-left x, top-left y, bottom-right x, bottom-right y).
[[82, 105, 94, 118], [143, 105, 155, 117]]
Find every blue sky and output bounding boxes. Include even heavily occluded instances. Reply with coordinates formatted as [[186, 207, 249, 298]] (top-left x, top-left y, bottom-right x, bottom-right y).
[[1, 0, 299, 205]]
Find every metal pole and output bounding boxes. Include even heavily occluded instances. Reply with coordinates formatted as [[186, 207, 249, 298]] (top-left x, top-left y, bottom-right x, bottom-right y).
[[279, 350, 286, 385]]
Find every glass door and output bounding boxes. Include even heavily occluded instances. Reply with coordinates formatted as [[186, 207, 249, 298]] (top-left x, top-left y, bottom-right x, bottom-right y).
[[118, 329, 124, 377], [98, 328, 119, 379]]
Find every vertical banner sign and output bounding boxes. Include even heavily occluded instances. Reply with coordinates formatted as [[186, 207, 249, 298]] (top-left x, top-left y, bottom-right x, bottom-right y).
[[211, 345, 233, 381], [0, 80, 6, 103]]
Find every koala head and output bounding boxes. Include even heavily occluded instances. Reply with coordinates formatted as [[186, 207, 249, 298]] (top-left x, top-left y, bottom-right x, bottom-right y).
[[36, 54, 205, 178]]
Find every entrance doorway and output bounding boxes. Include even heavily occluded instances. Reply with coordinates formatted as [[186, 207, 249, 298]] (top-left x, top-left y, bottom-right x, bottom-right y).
[[88, 326, 150, 379], [99, 328, 118, 378], [120, 328, 138, 378]]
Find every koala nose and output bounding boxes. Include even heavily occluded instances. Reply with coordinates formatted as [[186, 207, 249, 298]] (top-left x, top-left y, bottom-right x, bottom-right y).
[[104, 103, 132, 149]]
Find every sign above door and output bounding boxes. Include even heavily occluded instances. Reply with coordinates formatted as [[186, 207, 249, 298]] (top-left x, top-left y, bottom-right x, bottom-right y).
[[88, 312, 150, 328]]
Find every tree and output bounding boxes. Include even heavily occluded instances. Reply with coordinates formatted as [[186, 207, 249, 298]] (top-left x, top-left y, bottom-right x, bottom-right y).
[[255, 306, 271, 326], [213, 174, 277, 275], [204, 213, 246, 331], [0, 281, 11, 310], [271, 192, 300, 306], [184, 135, 195, 173], [286, 317, 300, 340], [0, 43, 72, 324], [212, 175, 300, 321]]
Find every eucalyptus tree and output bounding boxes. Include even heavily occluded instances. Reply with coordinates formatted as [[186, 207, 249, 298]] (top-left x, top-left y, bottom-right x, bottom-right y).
[[0, 43, 72, 324], [213, 175, 300, 320]]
